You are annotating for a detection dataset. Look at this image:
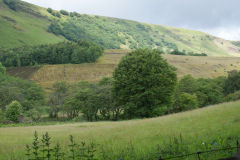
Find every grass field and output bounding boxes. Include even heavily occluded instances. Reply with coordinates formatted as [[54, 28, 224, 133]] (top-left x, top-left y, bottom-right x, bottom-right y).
[[7, 50, 240, 92], [0, 101, 239, 159], [0, 0, 65, 48]]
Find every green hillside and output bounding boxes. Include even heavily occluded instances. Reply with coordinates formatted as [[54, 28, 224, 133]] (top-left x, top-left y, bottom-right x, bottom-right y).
[[1, 0, 240, 57], [0, 0, 65, 48]]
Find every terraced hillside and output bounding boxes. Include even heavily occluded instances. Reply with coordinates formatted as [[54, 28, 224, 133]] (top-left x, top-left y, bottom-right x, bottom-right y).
[[7, 50, 240, 91], [1, 0, 240, 56]]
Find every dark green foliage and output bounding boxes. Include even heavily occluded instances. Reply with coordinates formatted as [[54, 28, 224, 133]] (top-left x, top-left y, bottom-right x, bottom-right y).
[[5, 100, 22, 122], [196, 77, 225, 107], [224, 70, 240, 95], [0, 72, 45, 112], [170, 50, 207, 56], [55, 12, 61, 18], [172, 75, 226, 113], [60, 10, 69, 16], [0, 62, 6, 74], [48, 22, 62, 35], [64, 78, 117, 121], [224, 90, 240, 102], [177, 93, 198, 111], [0, 109, 5, 122], [49, 82, 69, 118], [113, 49, 177, 118], [47, 8, 53, 13], [3, 0, 19, 11], [0, 41, 104, 67]]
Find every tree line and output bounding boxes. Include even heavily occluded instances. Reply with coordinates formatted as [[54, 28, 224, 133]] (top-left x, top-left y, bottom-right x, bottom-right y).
[[1, 49, 240, 124], [0, 40, 104, 67]]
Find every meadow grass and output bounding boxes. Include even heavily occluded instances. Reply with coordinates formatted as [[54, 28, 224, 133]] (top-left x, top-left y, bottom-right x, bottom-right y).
[[0, 101, 239, 159], [7, 50, 240, 91]]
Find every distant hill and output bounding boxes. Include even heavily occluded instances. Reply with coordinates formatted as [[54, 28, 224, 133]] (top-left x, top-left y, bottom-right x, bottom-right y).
[[1, 0, 240, 56]]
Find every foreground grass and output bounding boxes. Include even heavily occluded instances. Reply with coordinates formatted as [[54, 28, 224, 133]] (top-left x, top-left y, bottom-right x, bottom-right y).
[[0, 101, 239, 159]]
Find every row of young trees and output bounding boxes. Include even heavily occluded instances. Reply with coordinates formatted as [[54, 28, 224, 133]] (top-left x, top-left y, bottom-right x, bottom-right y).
[[0, 41, 104, 67]]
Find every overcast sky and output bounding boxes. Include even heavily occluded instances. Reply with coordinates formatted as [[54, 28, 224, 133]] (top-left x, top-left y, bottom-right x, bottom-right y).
[[23, 0, 240, 41]]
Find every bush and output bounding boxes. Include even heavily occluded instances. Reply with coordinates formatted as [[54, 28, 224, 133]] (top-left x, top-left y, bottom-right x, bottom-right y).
[[5, 100, 22, 123], [0, 109, 4, 122], [0, 62, 6, 74], [113, 49, 177, 118], [224, 70, 240, 95], [178, 93, 198, 111], [60, 10, 69, 16], [3, 0, 19, 11], [224, 90, 240, 102], [47, 8, 53, 13]]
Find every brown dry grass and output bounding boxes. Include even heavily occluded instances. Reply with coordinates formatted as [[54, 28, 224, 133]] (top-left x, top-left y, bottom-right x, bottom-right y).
[[7, 50, 240, 90]]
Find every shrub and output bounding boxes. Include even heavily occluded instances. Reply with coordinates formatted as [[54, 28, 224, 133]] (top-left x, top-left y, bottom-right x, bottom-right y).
[[0, 109, 4, 122], [47, 8, 53, 13], [5, 100, 22, 123], [178, 93, 198, 111], [113, 49, 177, 118], [224, 70, 240, 95], [0, 62, 6, 74], [3, 0, 19, 11], [60, 10, 69, 16]]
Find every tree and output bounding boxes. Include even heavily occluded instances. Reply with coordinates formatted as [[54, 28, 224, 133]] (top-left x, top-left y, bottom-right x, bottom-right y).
[[5, 100, 22, 122], [177, 93, 198, 111], [113, 49, 177, 118], [176, 75, 197, 94], [224, 70, 240, 95], [48, 81, 69, 118], [0, 62, 6, 74], [173, 75, 198, 112]]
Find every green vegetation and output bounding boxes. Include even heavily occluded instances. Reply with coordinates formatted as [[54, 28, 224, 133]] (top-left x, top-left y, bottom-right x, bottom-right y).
[[0, 0, 240, 56], [0, 64, 45, 121], [0, 101, 239, 159], [0, 0, 64, 48], [5, 100, 22, 122], [113, 49, 177, 118], [0, 41, 103, 67]]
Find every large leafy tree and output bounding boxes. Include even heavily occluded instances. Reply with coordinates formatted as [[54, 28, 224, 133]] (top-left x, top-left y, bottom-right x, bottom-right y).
[[113, 49, 177, 118]]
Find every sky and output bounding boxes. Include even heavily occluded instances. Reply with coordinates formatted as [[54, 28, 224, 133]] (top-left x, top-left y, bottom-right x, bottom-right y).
[[22, 0, 240, 41]]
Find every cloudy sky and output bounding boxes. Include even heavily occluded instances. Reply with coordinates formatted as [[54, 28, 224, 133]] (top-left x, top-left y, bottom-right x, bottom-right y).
[[23, 0, 240, 41]]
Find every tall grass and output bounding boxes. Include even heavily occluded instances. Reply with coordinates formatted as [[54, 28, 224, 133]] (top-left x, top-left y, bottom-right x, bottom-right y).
[[0, 101, 240, 159]]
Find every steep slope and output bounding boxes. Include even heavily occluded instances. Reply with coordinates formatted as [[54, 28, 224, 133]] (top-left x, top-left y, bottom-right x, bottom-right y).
[[0, 0, 65, 48], [1, 0, 240, 57]]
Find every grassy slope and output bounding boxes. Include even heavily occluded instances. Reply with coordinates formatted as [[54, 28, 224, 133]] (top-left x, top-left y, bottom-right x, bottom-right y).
[[0, 0, 65, 48], [0, 101, 239, 159], [7, 50, 240, 91], [0, 0, 240, 56]]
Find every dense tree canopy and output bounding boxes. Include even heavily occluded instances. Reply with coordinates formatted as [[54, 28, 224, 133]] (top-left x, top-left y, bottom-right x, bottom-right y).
[[0, 41, 104, 67], [0, 72, 45, 111], [113, 49, 177, 118], [224, 70, 240, 95]]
